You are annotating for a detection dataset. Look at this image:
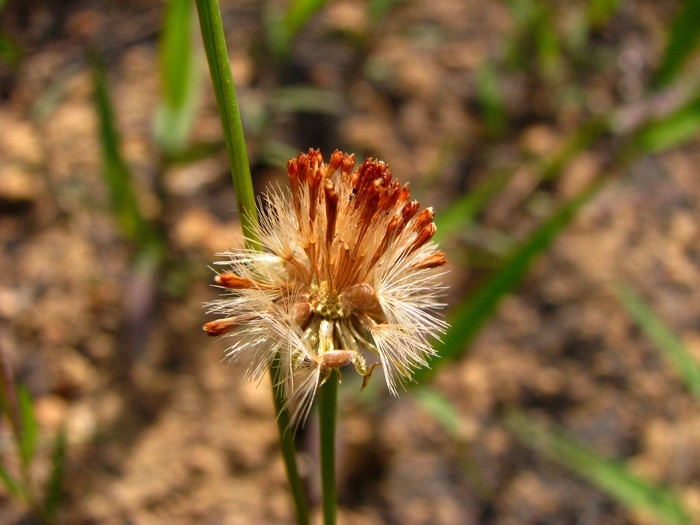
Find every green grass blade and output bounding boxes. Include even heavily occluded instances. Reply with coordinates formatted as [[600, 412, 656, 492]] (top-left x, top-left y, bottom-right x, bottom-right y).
[[416, 182, 602, 383], [586, 0, 624, 28], [367, 0, 401, 21], [433, 171, 511, 244], [0, 461, 22, 498], [476, 62, 506, 138], [0, 348, 20, 437], [618, 282, 700, 402], [17, 385, 37, 469], [282, 0, 329, 41], [155, 0, 201, 155], [265, 0, 329, 61], [272, 86, 344, 116], [92, 54, 152, 246], [654, 0, 700, 89], [42, 427, 67, 524], [260, 140, 304, 169], [413, 387, 462, 436], [635, 96, 700, 153], [540, 116, 610, 181], [506, 411, 692, 525]]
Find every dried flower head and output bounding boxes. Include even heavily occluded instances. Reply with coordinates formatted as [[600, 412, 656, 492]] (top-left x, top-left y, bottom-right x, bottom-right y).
[[204, 149, 447, 423]]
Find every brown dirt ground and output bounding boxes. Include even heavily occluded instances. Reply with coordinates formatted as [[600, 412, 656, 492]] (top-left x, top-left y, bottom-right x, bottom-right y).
[[1, 0, 700, 524]]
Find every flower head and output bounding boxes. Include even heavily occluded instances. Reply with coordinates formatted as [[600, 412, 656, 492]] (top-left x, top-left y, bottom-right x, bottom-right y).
[[204, 149, 447, 423]]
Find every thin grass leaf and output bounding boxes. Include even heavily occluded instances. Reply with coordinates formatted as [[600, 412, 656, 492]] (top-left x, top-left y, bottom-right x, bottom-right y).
[[586, 0, 624, 28], [416, 182, 602, 383], [476, 62, 506, 138], [42, 427, 67, 524], [17, 385, 37, 469], [92, 54, 150, 246], [535, 12, 563, 83], [505, 410, 692, 525], [0, 347, 20, 437], [282, 0, 329, 41], [414, 387, 495, 499], [271, 86, 344, 116], [367, 0, 401, 21], [0, 462, 22, 498], [155, 0, 202, 155], [260, 140, 303, 169], [654, 0, 700, 89], [434, 171, 511, 244], [540, 116, 610, 181], [265, 0, 329, 61], [413, 387, 462, 436], [635, 96, 700, 153], [618, 282, 700, 403], [0, 31, 21, 68]]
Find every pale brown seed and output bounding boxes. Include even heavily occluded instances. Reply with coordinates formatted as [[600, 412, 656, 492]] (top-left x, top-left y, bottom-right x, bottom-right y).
[[215, 272, 276, 290], [292, 301, 313, 328], [203, 317, 239, 336], [320, 350, 355, 371], [341, 283, 382, 314], [412, 251, 447, 270]]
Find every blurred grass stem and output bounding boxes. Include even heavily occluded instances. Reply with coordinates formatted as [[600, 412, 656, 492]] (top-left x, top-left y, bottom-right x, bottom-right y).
[[194, 1, 309, 523]]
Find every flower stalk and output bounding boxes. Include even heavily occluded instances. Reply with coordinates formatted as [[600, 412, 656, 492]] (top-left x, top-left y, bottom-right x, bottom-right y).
[[194, 1, 309, 523], [318, 371, 338, 525]]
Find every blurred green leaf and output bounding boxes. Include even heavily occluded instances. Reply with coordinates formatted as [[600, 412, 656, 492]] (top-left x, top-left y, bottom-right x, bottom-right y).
[[17, 386, 37, 469], [506, 410, 692, 525], [93, 54, 160, 253], [260, 140, 303, 168], [266, 0, 329, 60], [0, 462, 21, 498], [540, 116, 610, 180], [506, 0, 563, 82], [654, 0, 700, 89], [0, 349, 20, 436], [433, 171, 511, 244], [43, 427, 67, 523], [0, 32, 21, 68], [476, 62, 507, 138], [618, 282, 700, 403], [414, 387, 461, 436], [417, 182, 601, 382], [535, 13, 563, 83], [271, 86, 344, 115], [155, 0, 202, 155], [283, 0, 329, 39], [636, 96, 700, 153], [587, 0, 624, 28], [367, 0, 401, 21]]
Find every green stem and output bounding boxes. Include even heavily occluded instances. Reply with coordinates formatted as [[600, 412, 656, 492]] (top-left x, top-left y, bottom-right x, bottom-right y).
[[271, 359, 310, 525], [318, 372, 338, 525], [194, 0, 258, 243], [194, 2, 309, 524]]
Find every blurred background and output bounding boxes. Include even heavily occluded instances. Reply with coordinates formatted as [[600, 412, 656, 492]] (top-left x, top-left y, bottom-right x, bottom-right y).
[[2, 0, 700, 523]]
